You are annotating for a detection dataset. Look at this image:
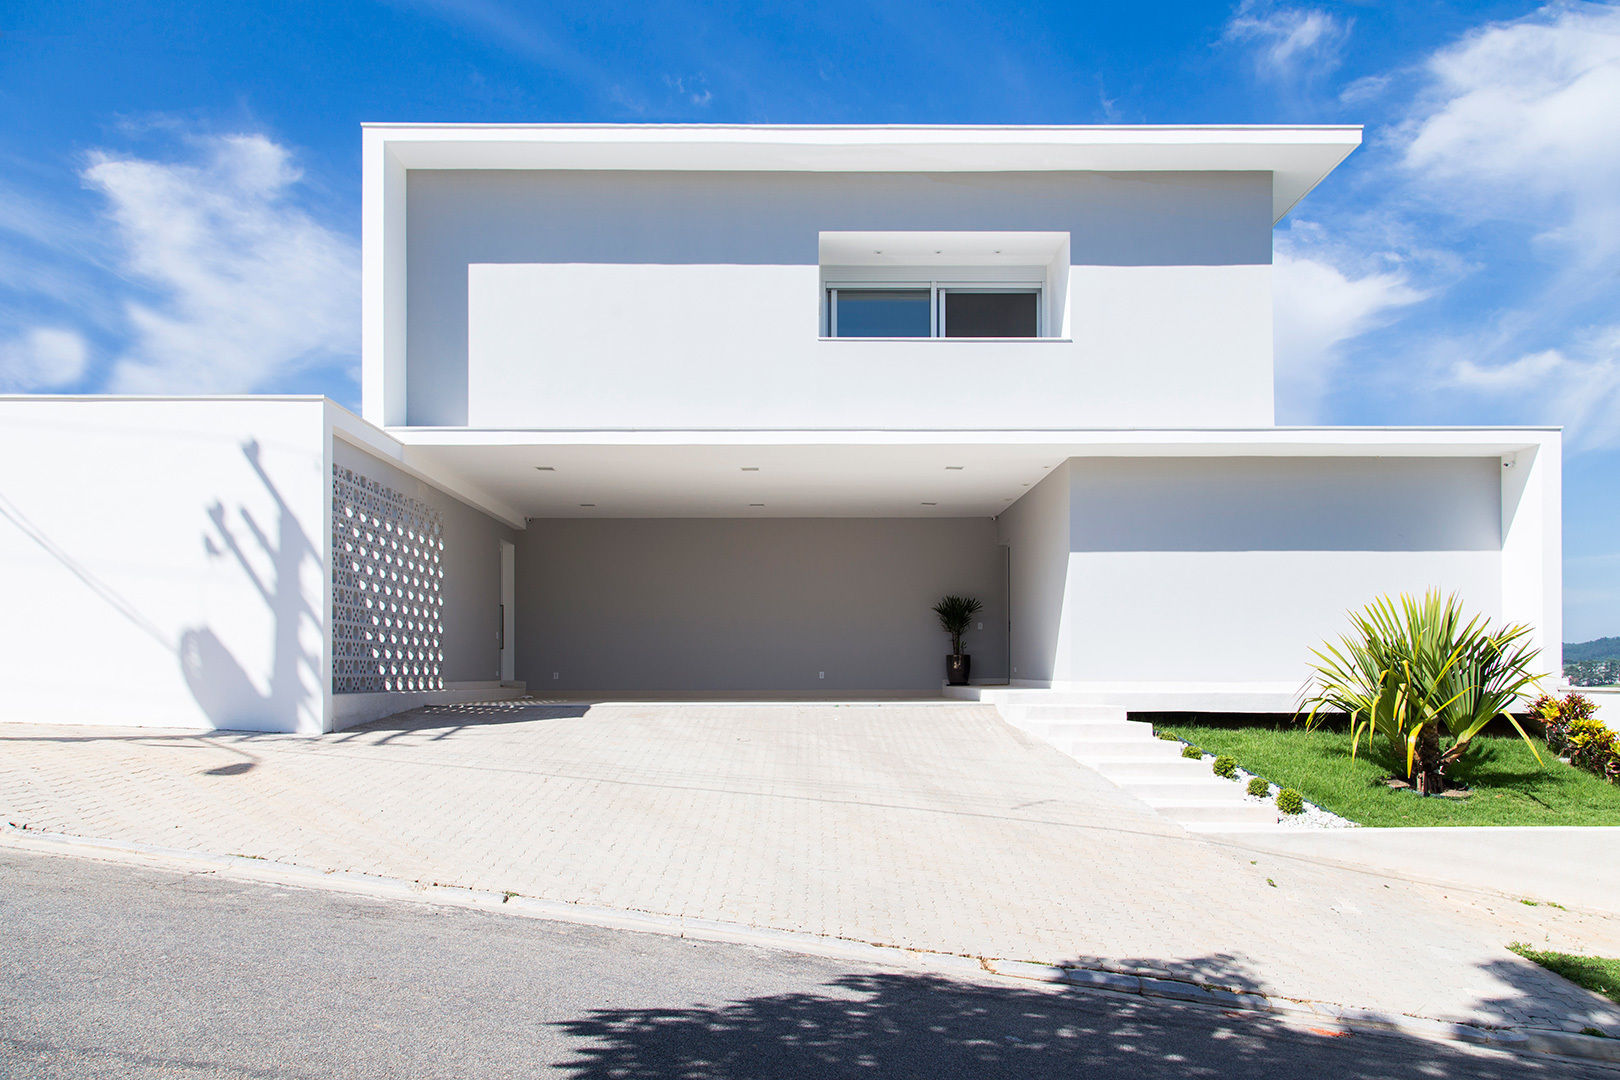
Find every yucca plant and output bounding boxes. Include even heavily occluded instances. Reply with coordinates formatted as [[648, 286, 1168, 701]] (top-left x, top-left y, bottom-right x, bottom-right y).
[[932, 595, 983, 656], [1297, 591, 1546, 794]]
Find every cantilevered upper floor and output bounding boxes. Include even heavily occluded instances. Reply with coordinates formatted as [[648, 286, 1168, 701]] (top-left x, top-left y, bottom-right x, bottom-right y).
[[362, 124, 1361, 432]]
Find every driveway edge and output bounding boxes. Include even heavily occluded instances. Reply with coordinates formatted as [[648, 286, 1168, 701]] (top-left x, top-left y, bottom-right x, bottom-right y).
[[4, 823, 1616, 1066]]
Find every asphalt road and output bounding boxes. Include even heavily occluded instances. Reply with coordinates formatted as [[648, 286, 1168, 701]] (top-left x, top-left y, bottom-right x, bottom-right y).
[[1, 847, 1614, 1079]]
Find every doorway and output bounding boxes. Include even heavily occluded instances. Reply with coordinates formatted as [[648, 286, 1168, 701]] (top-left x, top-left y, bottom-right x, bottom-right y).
[[499, 539, 516, 683]]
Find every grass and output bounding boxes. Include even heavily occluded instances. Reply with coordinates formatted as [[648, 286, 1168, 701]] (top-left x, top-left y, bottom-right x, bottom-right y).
[[1509, 944, 1620, 1008], [1158, 722, 1620, 827]]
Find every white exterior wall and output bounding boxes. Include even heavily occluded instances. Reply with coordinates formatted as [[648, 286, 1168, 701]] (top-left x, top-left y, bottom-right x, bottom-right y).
[[514, 517, 1008, 691], [0, 398, 329, 733], [405, 169, 1274, 429], [1059, 457, 1504, 686], [994, 452, 1556, 703], [996, 462, 1073, 684]]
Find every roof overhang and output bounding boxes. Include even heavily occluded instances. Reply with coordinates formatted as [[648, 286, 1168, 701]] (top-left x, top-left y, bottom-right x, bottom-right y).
[[362, 123, 1362, 223], [379, 427, 1555, 523]]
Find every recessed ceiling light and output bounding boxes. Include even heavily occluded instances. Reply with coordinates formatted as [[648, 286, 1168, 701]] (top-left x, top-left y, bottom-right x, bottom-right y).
[[749, 503, 766, 507], [945, 465, 964, 471], [740, 466, 760, 472], [535, 466, 555, 472], [578, 503, 596, 508], [921, 501, 937, 506]]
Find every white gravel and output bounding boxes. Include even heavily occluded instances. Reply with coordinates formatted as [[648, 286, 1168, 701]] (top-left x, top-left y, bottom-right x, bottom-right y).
[[1165, 740, 1360, 829]]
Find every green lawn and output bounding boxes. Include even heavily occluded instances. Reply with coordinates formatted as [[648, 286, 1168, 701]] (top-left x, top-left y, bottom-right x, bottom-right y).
[[1509, 945, 1620, 1008], [1159, 722, 1620, 827]]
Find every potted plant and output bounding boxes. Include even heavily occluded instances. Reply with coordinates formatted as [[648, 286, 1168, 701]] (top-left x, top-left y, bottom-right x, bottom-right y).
[[933, 595, 983, 686]]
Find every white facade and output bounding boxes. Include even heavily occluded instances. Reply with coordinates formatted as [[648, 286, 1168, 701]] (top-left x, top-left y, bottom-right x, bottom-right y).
[[0, 125, 1565, 732]]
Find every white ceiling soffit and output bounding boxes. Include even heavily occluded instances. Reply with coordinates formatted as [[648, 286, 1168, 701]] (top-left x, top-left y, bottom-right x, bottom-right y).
[[819, 231, 1068, 267], [365, 124, 1363, 223], [394, 429, 1547, 520]]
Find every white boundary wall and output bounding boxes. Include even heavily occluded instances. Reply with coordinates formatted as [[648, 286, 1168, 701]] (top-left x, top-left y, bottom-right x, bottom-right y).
[[0, 398, 329, 732], [0, 397, 523, 734]]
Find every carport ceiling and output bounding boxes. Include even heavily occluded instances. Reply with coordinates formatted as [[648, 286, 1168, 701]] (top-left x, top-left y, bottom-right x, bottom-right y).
[[399, 442, 1063, 518], [382, 428, 1545, 522]]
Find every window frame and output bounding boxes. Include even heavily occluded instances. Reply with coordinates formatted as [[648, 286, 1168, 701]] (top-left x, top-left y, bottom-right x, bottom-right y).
[[824, 280, 1045, 339]]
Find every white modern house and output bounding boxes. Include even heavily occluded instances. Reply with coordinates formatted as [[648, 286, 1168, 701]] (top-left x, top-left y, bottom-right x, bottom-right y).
[[0, 124, 1561, 735]]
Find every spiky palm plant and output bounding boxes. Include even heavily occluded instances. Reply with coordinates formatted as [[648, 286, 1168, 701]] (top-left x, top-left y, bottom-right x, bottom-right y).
[[932, 595, 983, 656], [1298, 591, 1546, 794]]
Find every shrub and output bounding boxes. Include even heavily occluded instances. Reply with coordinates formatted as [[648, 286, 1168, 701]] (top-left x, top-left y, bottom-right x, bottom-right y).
[[1246, 777, 1270, 798], [1181, 744, 1203, 760], [1212, 755, 1237, 779], [1156, 731, 1178, 741], [1277, 788, 1305, 815], [1535, 693, 1618, 785], [1298, 591, 1546, 794]]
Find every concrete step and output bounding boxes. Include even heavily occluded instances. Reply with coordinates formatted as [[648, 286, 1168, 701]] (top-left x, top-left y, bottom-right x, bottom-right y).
[[1051, 739, 1186, 762], [1116, 778, 1247, 801], [1142, 800, 1279, 827], [1023, 720, 1154, 742], [999, 703, 1129, 723], [1091, 759, 1228, 783]]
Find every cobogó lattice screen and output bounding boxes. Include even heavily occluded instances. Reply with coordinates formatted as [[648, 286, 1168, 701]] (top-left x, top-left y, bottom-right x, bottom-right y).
[[332, 466, 446, 693]]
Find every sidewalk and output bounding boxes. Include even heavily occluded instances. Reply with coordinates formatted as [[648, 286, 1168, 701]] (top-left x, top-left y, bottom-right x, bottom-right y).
[[3, 700, 1618, 1041], [1213, 827, 1620, 916]]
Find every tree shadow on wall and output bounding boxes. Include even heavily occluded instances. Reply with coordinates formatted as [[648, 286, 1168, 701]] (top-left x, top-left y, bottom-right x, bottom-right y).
[[551, 951, 1612, 1080], [180, 438, 320, 735]]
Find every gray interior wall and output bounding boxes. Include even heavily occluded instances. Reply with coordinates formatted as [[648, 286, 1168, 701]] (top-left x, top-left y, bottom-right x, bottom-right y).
[[514, 517, 1007, 691], [1060, 456, 1505, 683], [332, 439, 519, 684]]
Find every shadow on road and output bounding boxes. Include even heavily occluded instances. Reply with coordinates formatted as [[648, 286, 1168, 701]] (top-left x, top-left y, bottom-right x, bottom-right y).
[[553, 956, 1610, 1080]]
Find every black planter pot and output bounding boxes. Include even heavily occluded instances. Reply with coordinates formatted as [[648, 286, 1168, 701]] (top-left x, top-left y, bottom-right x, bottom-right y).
[[946, 654, 971, 686]]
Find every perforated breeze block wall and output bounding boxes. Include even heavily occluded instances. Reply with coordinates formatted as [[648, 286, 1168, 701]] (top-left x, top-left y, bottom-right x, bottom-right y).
[[332, 465, 447, 693]]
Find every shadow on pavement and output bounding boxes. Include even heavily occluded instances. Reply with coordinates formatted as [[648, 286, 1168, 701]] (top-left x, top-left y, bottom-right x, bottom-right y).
[[554, 955, 1614, 1080]]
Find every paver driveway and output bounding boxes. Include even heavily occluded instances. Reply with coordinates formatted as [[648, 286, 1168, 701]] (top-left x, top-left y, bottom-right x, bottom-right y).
[[4, 700, 1619, 1035]]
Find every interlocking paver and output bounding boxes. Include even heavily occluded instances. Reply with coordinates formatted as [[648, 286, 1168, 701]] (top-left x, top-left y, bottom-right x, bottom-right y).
[[3, 699, 1619, 1035]]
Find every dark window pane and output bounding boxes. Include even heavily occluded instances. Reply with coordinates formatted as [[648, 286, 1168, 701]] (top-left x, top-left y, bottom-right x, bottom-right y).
[[833, 289, 931, 337], [943, 291, 1038, 337]]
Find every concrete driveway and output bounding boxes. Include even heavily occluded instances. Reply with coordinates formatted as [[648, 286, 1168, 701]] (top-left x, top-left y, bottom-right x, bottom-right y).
[[2, 699, 1618, 1036]]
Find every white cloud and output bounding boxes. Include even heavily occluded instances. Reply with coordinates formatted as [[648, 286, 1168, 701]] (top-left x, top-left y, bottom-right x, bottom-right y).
[[1222, 2, 1351, 80], [1400, 2, 1620, 251], [1448, 325, 1620, 449], [82, 133, 358, 394], [1272, 240, 1424, 420], [0, 326, 90, 391]]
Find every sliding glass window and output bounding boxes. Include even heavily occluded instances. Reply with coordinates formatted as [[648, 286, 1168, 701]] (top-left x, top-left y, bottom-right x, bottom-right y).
[[940, 289, 1039, 338], [826, 285, 1041, 338], [826, 288, 932, 338]]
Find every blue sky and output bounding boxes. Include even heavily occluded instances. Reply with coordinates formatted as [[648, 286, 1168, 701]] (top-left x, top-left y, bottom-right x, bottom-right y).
[[2, 0, 1617, 640]]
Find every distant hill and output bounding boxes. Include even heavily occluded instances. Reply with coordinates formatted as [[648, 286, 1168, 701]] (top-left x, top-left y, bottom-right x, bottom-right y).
[[1566, 637, 1620, 663]]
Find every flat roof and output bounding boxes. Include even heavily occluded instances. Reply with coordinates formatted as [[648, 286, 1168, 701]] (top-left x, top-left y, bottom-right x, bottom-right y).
[[363, 123, 1362, 223]]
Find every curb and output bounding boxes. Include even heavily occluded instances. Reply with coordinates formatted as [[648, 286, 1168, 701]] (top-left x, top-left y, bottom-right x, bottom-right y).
[[4, 824, 1616, 1066]]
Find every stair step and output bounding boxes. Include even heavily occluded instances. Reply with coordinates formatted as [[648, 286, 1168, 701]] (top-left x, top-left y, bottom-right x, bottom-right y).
[[1000, 703, 1128, 722], [1054, 739, 1185, 762], [1146, 802, 1280, 826], [1114, 786, 1237, 803], [1026, 721, 1154, 741], [1092, 759, 1229, 782]]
